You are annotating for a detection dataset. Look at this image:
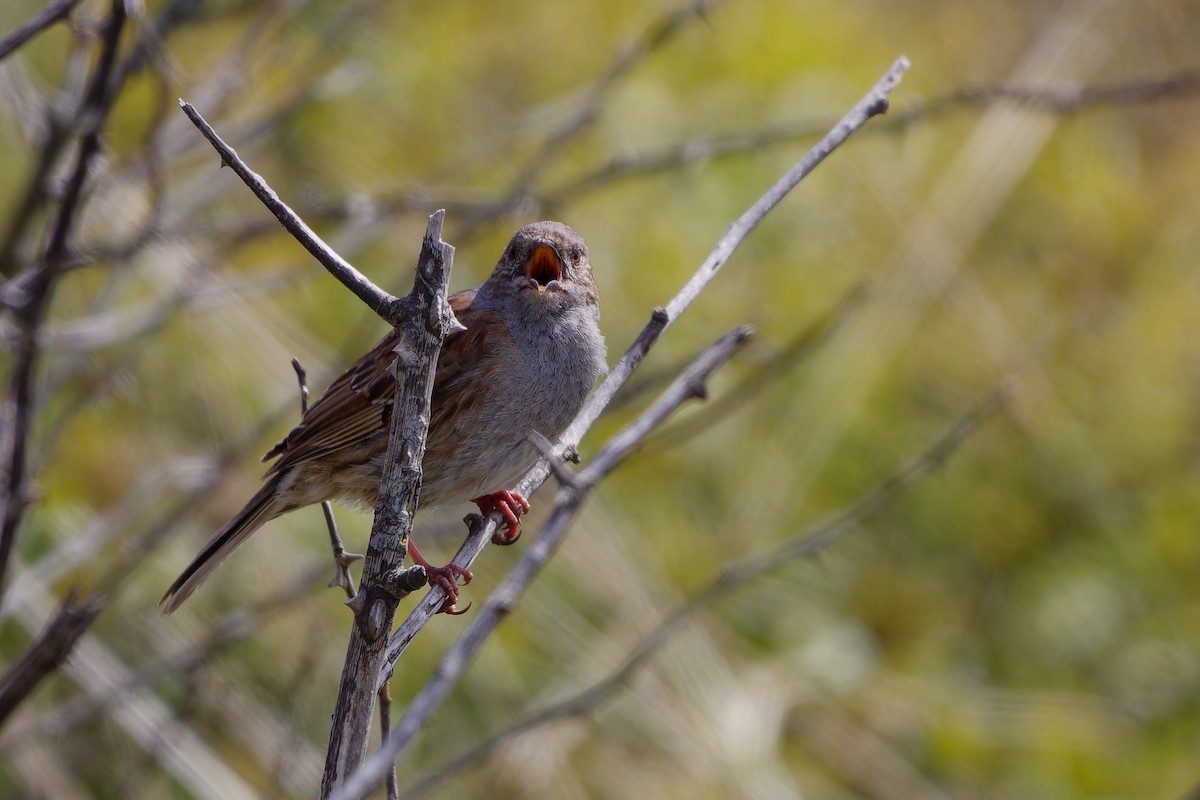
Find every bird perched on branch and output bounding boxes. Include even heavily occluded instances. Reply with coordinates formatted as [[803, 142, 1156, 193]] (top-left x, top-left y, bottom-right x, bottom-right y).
[[162, 221, 606, 614]]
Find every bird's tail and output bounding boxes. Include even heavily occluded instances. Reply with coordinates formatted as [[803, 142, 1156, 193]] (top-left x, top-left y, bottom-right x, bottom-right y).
[[160, 479, 285, 614]]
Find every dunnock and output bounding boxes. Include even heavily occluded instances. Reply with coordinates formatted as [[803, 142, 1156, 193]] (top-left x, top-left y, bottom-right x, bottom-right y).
[[162, 221, 606, 613]]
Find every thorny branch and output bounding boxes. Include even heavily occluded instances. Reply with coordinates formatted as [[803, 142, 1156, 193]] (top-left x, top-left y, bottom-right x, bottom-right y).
[[620, 281, 869, 451], [292, 358, 362, 599], [178, 101, 398, 321], [320, 211, 458, 797]]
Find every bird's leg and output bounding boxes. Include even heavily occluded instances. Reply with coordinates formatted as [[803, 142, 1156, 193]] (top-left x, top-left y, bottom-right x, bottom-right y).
[[472, 490, 530, 544], [407, 539, 472, 614]]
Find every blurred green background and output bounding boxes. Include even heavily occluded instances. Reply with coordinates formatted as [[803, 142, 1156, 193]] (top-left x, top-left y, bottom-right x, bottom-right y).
[[1, 0, 1198, 797]]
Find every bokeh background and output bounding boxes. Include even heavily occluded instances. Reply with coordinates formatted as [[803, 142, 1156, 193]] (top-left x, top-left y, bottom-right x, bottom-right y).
[[1, 0, 1199, 797]]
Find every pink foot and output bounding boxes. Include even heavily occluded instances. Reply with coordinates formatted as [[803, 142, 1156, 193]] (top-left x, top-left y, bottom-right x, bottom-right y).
[[472, 490, 530, 545], [408, 540, 472, 614]]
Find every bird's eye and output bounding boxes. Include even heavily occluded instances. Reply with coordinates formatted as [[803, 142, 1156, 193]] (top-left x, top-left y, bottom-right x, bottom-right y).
[[569, 247, 584, 264]]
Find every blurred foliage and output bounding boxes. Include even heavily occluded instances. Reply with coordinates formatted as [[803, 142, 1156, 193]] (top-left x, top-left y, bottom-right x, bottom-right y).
[[1, 0, 1199, 798]]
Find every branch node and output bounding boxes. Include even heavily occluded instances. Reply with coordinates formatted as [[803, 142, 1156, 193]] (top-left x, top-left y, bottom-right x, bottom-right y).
[[365, 599, 388, 640], [379, 564, 429, 599], [528, 431, 582, 490]]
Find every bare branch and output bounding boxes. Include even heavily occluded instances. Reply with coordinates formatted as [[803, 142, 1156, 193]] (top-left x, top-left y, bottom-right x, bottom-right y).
[[543, 69, 1200, 204], [611, 280, 867, 429], [379, 54, 911, 686], [0, 592, 103, 726], [378, 682, 398, 800], [320, 211, 458, 796], [292, 358, 363, 598], [0, 565, 324, 753], [332, 325, 755, 800], [0, 0, 83, 63], [177, 100, 398, 320], [399, 382, 1012, 797], [918, 70, 1200, 114]]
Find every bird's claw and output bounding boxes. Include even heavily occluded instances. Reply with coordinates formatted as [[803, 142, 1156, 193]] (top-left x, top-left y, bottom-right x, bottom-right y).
[[407, 540, 472, 614], [440, 599, 472, 616], [472, 490, 530, 545]]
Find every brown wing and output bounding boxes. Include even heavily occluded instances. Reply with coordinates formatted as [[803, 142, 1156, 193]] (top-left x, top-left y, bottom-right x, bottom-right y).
[[262, 289, 508, 474]]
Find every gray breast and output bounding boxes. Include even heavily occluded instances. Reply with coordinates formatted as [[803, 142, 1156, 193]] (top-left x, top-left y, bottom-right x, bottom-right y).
[[420, 307, 606, 506]]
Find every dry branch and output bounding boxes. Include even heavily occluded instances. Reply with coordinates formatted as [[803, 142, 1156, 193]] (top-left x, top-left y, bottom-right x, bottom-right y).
[[175, 45, 908, 799], [292, 358, 362, 599], [378, 53, 912, 686], [0, 592, 103, 726], [0, 0, 83, 62], [178, 101, 398, 320], [320, 212, 458, 795], [178, 106, 463, 794]]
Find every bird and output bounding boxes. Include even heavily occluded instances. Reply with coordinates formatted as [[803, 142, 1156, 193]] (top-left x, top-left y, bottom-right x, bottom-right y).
[[161, 221, 607, 614]]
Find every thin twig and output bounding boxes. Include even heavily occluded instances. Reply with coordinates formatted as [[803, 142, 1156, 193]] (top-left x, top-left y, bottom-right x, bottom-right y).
[[540, 69, 1200, 205], [378, 682, 398, 800], [0, 592, 104, 726], [291, 358, 362, 598], [612, 280, 868, 437], [379, 53, 911, 687], [0, 0, 84, 63], [331, 326, 755, 800], [178, 100, 397, 320], [399, 382, 1011, 797], [920, 70, 1200, 114]]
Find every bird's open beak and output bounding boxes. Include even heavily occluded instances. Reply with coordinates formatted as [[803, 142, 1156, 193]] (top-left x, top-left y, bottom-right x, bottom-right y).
[[525, 242, 564, 292]]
